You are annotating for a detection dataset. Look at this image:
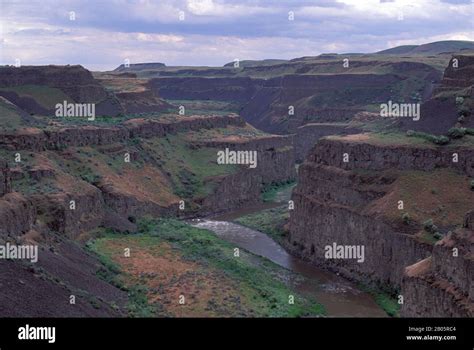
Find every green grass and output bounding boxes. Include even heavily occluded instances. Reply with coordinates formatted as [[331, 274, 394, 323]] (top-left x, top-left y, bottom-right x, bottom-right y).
[[235, 206, 289, 246], [86, 236, 160, 317], [149, 219, 325, 317], [0, 85, 73, 110], [368, 131, 439, 147], [419, 231, 441, 245], [261, 181, 296, 202], [358, 284, 400, 317], [58, 114, 129, 126], [166, 99, 240, 115], [0, 100, 23, 130], [141, 134, 238, 198], [89, 218, 325, 317]]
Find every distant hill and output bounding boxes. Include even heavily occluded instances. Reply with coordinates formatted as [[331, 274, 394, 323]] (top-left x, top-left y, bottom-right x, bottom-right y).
[[223, 59, 288, 68], [376, 40, 474, 55], [114, 62, 166, 72]]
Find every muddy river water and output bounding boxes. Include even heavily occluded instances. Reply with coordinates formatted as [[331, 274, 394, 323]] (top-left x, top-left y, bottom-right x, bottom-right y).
[[192, 204, 386, 317]]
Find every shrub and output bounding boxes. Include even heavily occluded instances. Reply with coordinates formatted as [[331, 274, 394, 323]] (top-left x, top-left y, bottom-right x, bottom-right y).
[[434, 135, 450, 145], [402, 213, 410, 225], [406, 130, 450, 145], [458, 105, 471, 116], [433, 232, 443, 240], [80, 173, 102, 185], [423, 219, 438, 234], [447, 127, 466, 139]]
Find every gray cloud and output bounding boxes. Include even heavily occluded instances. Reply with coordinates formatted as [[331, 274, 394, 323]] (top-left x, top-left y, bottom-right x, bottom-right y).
[[1, 0, 473, 69]]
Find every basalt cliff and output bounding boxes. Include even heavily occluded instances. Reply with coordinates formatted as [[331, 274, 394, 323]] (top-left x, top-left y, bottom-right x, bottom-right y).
[[288, 134, 473, 316]]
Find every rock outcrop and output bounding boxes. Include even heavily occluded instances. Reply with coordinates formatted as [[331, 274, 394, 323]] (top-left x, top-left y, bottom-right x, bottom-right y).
[[437, 55, 474, 92], [150, 77, 261, 103], [0, 114, 245, 151], [0, 66, 124, 117], [289, 162, 432, 289], [114, 62, 166, 72], [0, 65, 107, 103], [293, 123, 361, 162], [0, 192, 36, 236], [399, 54, 474, 134], [288, 135, 473, 304], [401, 219, 473, 317], [31, 185, 105, 239], [311, 136, 474, 176], [115, 89, 170, 114], [0, 158, 11, 196], [197, 135, 296, 214]]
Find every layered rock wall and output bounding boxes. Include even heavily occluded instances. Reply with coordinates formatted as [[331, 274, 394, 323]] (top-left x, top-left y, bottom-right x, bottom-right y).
[[0, 115, 246, 151], [401, 224, 473, 317], [289, 137, 472, 297]]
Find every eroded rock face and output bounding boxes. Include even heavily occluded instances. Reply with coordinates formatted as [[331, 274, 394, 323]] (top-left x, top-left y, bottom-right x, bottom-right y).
[[0, 192, 36, 236], [288, 163, 432, 289], [153, 72, 428, 134], [0, 158, 11, 196], [401, 223, 473, 317], [288, 136, 472, 304], [0, 114, 296, 239], [150, 77, 262, 103], [199, 136, 296, 214], [98, 182, 179, 221], [0, 65, 126, 117], [294, 124, 361, 163], [115, 90, 170, 114], [0, 65, 108, 103], [439, 55, 474, 91], [0, 114, 246, 151], [311, 138, 474, 176], [30, 184, 105, 239], [399, 54, 474, 134], [0, 237, 127, 317]]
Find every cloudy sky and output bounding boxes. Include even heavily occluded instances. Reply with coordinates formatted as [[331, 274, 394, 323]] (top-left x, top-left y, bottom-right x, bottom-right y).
[[1, 0, 473, 70]]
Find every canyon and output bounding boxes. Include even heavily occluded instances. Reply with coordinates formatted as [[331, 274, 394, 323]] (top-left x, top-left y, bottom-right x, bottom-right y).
[[0, 41, 472, 317]]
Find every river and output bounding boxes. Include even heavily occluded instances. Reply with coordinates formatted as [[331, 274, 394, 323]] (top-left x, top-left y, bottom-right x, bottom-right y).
[[191, 204, 386, 317]]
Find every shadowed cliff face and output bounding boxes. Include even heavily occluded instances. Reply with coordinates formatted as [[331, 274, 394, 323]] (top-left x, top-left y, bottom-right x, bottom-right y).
[[152, 72, 426, 134], [0, 65, 124, 117], [0, 158, 11, 196], [288, 134, 473, 316], [398, 54, 474, 134], [148, 58, 443, 135], [402, 216, 474, 317]]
